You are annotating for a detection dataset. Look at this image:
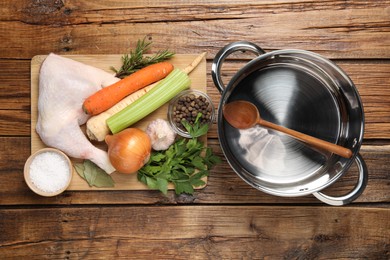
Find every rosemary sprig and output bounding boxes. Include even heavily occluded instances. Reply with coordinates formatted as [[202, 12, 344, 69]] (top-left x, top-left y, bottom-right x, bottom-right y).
[[111, 37, 175, 79]]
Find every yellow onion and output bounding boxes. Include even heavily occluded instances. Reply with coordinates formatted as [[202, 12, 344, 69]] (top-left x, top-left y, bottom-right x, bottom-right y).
[[105, 128, 151, 174]]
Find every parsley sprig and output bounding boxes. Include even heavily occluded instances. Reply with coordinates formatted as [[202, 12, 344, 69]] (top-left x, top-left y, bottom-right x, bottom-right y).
[[181, 112, 210, 138], [137, 117, 221, 195]]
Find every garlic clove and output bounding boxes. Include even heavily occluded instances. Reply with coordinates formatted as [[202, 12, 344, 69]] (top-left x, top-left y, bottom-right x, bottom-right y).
[[146, 119, 176, 151]]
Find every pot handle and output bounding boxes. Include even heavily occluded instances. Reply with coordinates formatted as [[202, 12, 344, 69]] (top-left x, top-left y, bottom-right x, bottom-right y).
[[312, 153, 368, 206], [211, 41, 265, 93]]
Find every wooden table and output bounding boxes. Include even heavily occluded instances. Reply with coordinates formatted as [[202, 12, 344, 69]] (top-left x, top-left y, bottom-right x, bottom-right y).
[[1, 1, 389, 258]]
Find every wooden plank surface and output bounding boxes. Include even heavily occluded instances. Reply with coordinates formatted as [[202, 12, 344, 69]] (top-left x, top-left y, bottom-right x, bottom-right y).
[[30, 54, 207, 190], [1, 137, 389, 205], [1, 60, 390, 139], [0, 1, 389, 59], [0, 0, 389, 258], [0, 206, 388, 259]]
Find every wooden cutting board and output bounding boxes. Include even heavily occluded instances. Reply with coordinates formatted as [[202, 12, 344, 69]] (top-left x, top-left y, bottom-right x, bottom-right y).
[[31, 54, 207, 191]]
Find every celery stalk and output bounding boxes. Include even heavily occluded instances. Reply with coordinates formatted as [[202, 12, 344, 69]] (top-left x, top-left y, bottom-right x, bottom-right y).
[[107, 68, 191, 134]]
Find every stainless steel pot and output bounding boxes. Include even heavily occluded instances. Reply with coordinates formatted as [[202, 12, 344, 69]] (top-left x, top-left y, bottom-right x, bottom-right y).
[[212, 41, 368, 206]]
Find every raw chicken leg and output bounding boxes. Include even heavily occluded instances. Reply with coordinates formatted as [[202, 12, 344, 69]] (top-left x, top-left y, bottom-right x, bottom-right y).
[[36, 53, 120, 174]]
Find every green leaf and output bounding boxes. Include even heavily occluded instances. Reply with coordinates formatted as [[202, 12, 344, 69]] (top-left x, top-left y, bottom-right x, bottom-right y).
[[203, 147, 222, 169], [189, 170, 208, 187], [174, 141, 187, 156], [191, 170, 208, 179], [191, 156, 206, 170], [143, 165, 162, 175], [190, 178, 206, 187], [74, 163, 85, 179], [93, 173, 115, 188], [175, 164, 193, 175], [194, 123, 209, 137], [165, 145, 176, 160], [137, 172, 147, 184], [160, 161, 172, 174], [83, 160, 97, 186], [138, 133, 221, 195], [181, 120, 193, 134], [156, 171, 171, 181], [174, 181, 194, 195], [75, 160, 115, 188], [186, 138, 198, 150], [171, 171, 190, 181], [150, 152, 165, 162], [156, 178, 169, 195], [145, 176, 158, 190], [181, 113, 210, 138]]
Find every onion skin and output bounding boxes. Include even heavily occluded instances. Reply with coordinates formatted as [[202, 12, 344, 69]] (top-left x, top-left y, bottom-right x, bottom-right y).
[[105, 128, 151, 174]]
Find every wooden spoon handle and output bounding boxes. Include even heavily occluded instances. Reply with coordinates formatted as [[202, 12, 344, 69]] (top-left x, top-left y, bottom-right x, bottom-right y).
[[260, 120, 353, 158]]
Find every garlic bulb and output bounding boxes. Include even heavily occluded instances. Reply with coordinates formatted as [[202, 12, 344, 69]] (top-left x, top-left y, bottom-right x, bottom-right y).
[[146, 119, 176, 151]]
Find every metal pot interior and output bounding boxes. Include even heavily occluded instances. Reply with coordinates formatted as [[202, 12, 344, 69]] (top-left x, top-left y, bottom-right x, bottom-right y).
[[218, 50, 364, 197]]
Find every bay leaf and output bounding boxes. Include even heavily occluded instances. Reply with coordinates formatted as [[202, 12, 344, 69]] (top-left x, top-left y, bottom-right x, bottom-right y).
[[75, 160, 115, 188], [83, 160, 98, 186], [74, 163, 85, 179]]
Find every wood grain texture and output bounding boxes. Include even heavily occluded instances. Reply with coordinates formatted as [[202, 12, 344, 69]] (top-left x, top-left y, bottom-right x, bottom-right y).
[[1, 137, 389, 205], [0, 206, 388, 259], [0, 1, 389, 258], [0, 1, 389, 59], [1, 60, 390, 139], [0, 60, 30, 110], [0, 110, 30, 136]]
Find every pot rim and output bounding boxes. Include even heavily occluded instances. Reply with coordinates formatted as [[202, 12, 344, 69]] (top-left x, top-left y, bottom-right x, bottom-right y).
[[214, 44, 366, 198]]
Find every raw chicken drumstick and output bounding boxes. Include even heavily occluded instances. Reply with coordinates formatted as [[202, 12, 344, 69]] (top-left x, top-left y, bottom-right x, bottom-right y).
[[36, 53, 120, 174]]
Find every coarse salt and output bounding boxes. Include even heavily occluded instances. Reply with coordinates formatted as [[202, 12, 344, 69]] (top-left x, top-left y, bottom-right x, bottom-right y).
[[29, 151, 71, 193]]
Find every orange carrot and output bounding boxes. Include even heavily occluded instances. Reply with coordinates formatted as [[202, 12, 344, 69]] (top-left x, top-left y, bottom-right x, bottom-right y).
[[83, 62, 174, 115]]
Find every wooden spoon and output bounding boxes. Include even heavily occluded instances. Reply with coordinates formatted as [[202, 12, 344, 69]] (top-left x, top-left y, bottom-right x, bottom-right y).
[[223, 100, 353, 158]]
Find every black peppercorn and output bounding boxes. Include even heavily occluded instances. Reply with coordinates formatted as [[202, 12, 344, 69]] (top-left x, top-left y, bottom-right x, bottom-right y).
[[171, 91, 213, 132]]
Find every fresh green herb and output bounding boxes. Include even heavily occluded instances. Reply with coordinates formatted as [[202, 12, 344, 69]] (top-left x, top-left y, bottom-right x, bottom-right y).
[[137, 119, 221, 195], [111, 37, 175, 79], [181, 112, 210, 138], [74, 160, 115, 188]]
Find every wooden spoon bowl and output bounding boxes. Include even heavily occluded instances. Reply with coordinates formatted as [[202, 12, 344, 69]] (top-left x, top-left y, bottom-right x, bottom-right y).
[[223, 100, 353, 158]]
